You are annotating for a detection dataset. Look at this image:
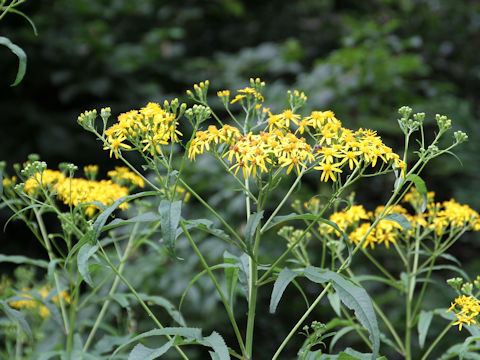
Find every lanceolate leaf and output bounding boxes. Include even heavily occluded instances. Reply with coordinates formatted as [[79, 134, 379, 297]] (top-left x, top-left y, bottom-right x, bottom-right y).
[[158, 200, 182, 258], [245, 211, 264, 253], [0, 36, 27, 86], [304, 266, 380, 360], [77, 243, 99, 287], [0, 300, 32, 338], [269, 267, 299, 314], [102, 211, 160, 232], [128, 338, 175, 360], [112, 327, 230, 360], [382, 213, 412, 230], [417, 310, 433, 349], [0, 254, 48, 268], [92, 191, 156, 241]]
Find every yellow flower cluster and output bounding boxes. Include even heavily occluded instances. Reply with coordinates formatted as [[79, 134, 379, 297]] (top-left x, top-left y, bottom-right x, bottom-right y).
[[107, 166, 145, 188], [23, 168, 135, 217], [9, 286, 70, 318], [104, 102, 182, 158], [188, 107, 405, 181], [316, 188, 479, 250], [447, 295, 480, 330]]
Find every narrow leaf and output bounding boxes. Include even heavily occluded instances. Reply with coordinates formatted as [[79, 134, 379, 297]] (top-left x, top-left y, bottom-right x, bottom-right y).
[[159, 200, 182, 258], [382, 213, 412, 230], [224, 251, 239, 308], [304, 266, 380, 360], [92, 191, 156, 241], [0, 36, 27, 86], [0, 300, 32, 338], [417, 310, 433, 349], [327, 291, 342, 317], [77, 243, 99, 287], [245, 211, 264, 252], [0, 254, 48, 268], [269, 267, 298, 314], [128, 338, 174, 360], [102, 212, 160, 232], [198, 331, 230, 360]]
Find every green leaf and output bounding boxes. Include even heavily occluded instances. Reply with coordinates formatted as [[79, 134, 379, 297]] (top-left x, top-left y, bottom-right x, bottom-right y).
[[224, 251, 239, 309], [197, 331, 230, 360], [159, 200, 182, 258], [64, 230, 94, 269], [304, 266, 380, 360], [112, 327, 229, 359], [0, 254, 48, 268], [0, 300, 32, 339], [406, 174, 427, 212], [7, 8, 38, 35], [92, 191, 156, 242], [417, 310, 433, 349], [327, 291, 342, 317], [110, 293, 186, 326], [269, 267, 299, 314], [77, 243, 99, 287], [0, 36, 27, 86], [329, 325, 356, 353], [382, 213, 412, 230], [102, 212, 161, 232], [245, 211, 264, 252], [128, 338, 175, 360]]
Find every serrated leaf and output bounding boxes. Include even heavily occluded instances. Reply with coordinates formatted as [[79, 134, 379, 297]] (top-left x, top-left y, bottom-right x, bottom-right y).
[[418, 310, 433, 349], [0, 254, 49, 268], [92, 191, 155, 242], [304, 266, 380, 360], [0, 36, 27, 86], [0, 300, 32, 338], [245, 211, 264, 253], [77, 243, 99, 287], [102, 212, 161, 232], [159, 200, 182, 258], [382, 213, 412, 230], [128, 338, 174, 360], [269, 267, 299, 314], [198, 331, 230, 360]]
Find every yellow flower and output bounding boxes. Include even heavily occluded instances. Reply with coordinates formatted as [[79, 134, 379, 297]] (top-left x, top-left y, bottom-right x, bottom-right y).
[[314, 162, 343, 182]]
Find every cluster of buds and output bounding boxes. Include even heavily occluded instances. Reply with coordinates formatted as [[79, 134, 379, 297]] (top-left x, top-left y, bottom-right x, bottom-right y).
[[186, 80, 210, 103], [288, 89, 308, 112], [77, 109, 98, 131], [184, 104, 212, 125], [397, 106, 422, 134]]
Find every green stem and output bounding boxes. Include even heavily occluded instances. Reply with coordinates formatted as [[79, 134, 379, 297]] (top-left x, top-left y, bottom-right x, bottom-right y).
[[180, 221, 246, 356], [178, 178, 246, 249], [32, 208, 70, 335], [260, 168, 305, 234], [97, 246, 189, 360], [83, 224, 138, 352], [272, 284, 331, 360], [421, 322, 453, 360]]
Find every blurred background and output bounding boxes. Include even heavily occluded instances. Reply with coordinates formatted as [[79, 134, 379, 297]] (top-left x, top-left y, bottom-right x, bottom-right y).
[[1, 0, 479, 358]]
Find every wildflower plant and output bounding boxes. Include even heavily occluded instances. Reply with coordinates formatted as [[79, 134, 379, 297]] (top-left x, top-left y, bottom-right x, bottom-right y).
[[0, 78, 476, 359]]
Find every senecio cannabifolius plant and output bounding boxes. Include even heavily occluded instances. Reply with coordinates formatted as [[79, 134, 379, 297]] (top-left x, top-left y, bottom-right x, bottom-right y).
[[0, 78, 478, 360]]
